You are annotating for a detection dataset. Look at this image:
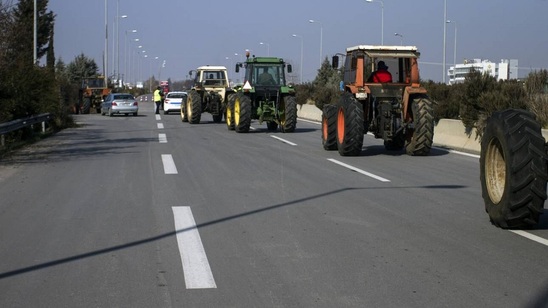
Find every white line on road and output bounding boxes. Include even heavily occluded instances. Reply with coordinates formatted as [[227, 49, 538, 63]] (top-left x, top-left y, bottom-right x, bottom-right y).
[[328, 158, 390, 182], [270, 135, 297, 146], [159, 133, 167, 143], [155, 114, 161, 120], [510, 230, 548, 247], [161, 154, 178, 174], [172, 206, 217, 289], [157, 123, 164, 129]]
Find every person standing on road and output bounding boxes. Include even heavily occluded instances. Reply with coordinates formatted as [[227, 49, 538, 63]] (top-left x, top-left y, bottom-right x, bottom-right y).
[[154, 86, 164, 114]]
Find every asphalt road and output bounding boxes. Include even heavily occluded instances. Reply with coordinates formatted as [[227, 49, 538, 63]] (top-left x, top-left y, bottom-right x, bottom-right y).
[[0, 99, 547, 308]]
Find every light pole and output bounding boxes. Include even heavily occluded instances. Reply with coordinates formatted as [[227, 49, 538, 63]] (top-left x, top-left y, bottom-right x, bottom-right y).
[[104, 0, 108, 79], [124, 29, 137, 87], [394, 32, 403, 45], [259, 42, 270, 56], [443, 0, 447, 83], [447, 20, 457, 68], [365, 0, 384, 45], [116, 12, 128, 85], [292, 34, 303, 83], [308, 19, 323, 67]]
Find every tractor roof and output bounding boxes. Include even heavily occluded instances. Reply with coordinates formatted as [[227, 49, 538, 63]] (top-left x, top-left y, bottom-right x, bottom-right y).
[[246, 56, 286, 64], [197, 65, 227, 71], [346, 45, 420, 58]]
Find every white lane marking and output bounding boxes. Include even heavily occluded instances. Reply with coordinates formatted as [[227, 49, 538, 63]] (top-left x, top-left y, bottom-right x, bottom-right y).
[[155, 114, 161, 120], [328, 158, 390, 182], [270, 135, 297, 146], [161, 154, 178, 174], [159, 133, 167, 143], [157, 123, 164, 129], [172, 206, 217, 289], [510, 230, 548, 247]]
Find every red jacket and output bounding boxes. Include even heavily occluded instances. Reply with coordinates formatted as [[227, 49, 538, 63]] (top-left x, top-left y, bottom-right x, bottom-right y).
[[370, 69, 392, 83]]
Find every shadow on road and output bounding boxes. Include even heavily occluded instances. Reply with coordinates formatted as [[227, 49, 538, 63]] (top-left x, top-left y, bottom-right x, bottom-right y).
[[0, 184, 467, 280]]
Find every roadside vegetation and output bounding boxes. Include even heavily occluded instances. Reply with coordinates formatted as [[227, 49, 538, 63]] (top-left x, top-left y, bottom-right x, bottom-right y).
[[1, 0, 547, 152]]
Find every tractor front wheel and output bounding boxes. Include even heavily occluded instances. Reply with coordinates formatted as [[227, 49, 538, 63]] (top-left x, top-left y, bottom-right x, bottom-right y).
[[480, 109, 547, 228], [322, 104, 337, 150]]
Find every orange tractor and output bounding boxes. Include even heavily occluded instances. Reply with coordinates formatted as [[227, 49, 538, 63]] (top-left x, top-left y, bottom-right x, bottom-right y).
[[78, 76, 111, 114], [323, 45, 434, 156]]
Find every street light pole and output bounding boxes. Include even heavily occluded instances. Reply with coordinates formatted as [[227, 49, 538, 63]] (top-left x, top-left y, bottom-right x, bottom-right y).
[[394, 32, 403, 45], [443, 0, 447, 83], [365, 0, 384, 45], [447, 20, 457, 68], [292, 34, 303, 83], [124, 29, 137, 87], [308, 19, 323, 67]]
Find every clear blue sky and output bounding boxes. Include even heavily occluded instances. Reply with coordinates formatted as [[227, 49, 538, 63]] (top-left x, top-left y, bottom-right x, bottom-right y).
[[49, 0, 548, 84]]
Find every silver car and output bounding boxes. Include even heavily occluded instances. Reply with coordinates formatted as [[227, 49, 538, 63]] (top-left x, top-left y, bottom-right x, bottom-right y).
[[101, 93, 139, 116]]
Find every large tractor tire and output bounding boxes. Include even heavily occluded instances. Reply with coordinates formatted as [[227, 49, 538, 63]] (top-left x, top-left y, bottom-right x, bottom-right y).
[[187, 91, 202, 124], [81, 98, 91, 114], [234, 93, 251, 133], [226, 94, 235, 130], [405, 95, 434, 156], [480, 109, 547, 229], [336, 93, 364, 156], [280, 96, 297, 133], [322, 104, 337, 150]]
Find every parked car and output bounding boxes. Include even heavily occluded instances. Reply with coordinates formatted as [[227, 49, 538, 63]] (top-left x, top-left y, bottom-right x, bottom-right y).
[[163, 91, 187, 114], [101, 93, 138, 116]]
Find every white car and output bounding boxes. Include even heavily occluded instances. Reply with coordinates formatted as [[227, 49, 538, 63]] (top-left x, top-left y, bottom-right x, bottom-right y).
[[163, 91, 187, 114]]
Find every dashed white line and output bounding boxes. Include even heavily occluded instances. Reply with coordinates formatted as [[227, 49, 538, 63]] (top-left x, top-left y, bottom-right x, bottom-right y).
[[328, 158, 390, 182], [157, 123, 164, 129], [172, 206, 217, 289], [270, 135, 297, 146], [161, 154, 178, 174], [159, 133, 167, 143], [155, 114, 161, 120]]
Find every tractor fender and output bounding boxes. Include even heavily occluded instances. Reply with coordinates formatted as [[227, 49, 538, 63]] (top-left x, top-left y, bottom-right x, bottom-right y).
[[403, 86, 428, 122]]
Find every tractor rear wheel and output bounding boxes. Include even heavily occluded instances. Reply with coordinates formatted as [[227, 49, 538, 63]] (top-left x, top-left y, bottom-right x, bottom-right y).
[[211, 94, 223, 123], [234, 93, 251, 133], [336, 93, 364, 156], [405, 95, 434, 156], [280, 96, 297, 133], [480, 109, 547, 229], [187, 91, 202, 124], [322, 104, 337, 150], [226, 94, 235, 130]]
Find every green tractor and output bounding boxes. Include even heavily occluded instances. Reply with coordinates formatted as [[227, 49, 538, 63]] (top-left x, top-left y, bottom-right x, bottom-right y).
[[226, 54, 297, 133]]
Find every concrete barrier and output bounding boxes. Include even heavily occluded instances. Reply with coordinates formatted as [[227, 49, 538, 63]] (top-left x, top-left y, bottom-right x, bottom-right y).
[[297, 104, 548, 154]]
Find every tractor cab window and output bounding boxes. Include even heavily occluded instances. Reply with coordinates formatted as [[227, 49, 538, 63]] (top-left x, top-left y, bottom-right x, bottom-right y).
[[203, 70, 227, 86], [252, 65, 283, 85]]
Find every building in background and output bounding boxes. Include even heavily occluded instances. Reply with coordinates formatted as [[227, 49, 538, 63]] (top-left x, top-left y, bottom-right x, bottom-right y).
[[447, 59, 518, 85]]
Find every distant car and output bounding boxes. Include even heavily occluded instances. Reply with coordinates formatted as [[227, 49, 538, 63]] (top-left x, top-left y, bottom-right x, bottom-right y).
[[163, 91, 187, 114], [101, 93, 138, 116]]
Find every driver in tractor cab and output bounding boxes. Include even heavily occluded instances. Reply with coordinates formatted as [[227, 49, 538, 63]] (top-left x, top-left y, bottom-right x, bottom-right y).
[[368, 60, 392, 83], [258, 67, 275, 85]]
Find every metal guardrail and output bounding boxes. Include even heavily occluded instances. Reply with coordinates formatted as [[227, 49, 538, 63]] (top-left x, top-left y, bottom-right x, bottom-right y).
[[0, 113, 52, 147]]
